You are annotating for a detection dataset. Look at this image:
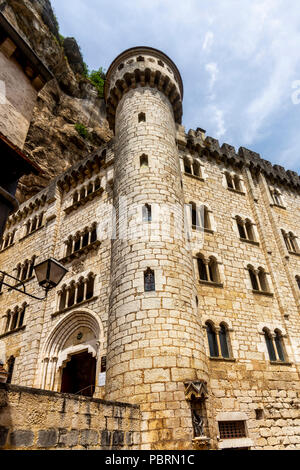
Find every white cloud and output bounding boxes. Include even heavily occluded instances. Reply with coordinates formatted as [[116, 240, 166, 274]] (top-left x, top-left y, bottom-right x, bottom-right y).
[[202, 32, 214, 52], [205, 62, 219, 91], [51, 0, 300, 171]]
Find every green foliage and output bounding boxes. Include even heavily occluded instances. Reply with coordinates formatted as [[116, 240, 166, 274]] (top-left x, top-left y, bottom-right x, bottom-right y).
[[75, 123, 89, 139], [59, 34, 65, 46], [88, 67, 106, 98], [82, 62, 89, 78]]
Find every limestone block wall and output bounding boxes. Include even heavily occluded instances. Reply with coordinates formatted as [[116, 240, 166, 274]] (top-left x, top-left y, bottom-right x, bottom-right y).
[[0, 383, 140, 450], [0, 153, 114, 398], [181, 148, 300, 450], [0, 50, 37, 148], [106, 84, 208, 450]]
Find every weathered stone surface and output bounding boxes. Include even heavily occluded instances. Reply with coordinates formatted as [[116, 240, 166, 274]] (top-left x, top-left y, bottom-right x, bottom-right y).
[[9, 430, 34, 448], [38, 429, 58, 448], [2, 0, 112, 202]]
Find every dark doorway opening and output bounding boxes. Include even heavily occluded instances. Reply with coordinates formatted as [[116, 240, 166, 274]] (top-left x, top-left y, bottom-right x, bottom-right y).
[[61, 351, 96, 397]]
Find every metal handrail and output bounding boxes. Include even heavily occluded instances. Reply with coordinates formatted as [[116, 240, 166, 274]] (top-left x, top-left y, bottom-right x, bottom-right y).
[[74, 384, 95, 396]]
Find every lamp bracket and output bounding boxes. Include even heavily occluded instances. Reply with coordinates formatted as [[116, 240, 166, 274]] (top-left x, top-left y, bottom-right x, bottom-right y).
[[0, 271, 48, 301]]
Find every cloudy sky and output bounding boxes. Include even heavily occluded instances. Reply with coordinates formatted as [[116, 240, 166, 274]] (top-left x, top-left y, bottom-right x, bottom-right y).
[[51, 0, 300, 172]]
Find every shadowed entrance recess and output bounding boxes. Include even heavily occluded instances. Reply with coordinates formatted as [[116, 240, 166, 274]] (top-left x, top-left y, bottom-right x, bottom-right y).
[[61, 351, 96, 397]]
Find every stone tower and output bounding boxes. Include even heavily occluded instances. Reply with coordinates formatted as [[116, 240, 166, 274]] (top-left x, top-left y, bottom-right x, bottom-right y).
[[104, 47, 208, 449]]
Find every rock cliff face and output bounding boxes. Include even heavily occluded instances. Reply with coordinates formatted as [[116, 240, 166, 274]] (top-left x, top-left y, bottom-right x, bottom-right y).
[[2, 0, 112, 202]]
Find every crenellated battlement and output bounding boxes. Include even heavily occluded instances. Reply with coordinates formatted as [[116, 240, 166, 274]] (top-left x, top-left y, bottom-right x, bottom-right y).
[[178, 125, 300, 189], [105, 47, 183, 131]]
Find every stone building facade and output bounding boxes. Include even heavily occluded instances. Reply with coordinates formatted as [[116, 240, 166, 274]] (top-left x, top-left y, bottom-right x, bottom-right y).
[[1, 46, 300, 450]]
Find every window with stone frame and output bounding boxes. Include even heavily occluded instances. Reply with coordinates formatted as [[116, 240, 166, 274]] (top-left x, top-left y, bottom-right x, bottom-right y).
[[138, 112, 146, 123], [197, 254, 221, 285], [184, 158, 202, 178], [282, 230, 299, 254], [0, 229, 16, 251], [3, 303, 27, 334], [71, 177, 101, 207], [144, 268, 155, 292], [65, 223, 98, 258], [15, 256, 36, 283], [270, 188, 284, 207], [57, 273, 96, 312], [140, 154, 149, 168], [225, 171, 243, 192], [25, 212, 44, 236], [200, 205, 212, 231], [236, 216, 256, 242], [142, 204, 152, 223], [263, 328, 287, 363], [248, 265, 270, 294], [206, 321, 231, 359], [296, 276, 300, 290]]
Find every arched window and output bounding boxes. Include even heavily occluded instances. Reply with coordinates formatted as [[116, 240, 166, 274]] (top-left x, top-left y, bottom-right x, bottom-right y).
[[197, 255, 208, 281], [94, 178, 101, 191], [225, 172, 234, 189], [226, 172, 243, 192], [263, 328, 286, 363], [86, 275, 95, 300], [80, 187, 86, 201], [91, 225, 97, 243], [208, 257, 219, 283], [201, 206, 211, 230], [258, 268, 269, 292], [263, 328, 276, 362], [282, 230, 291, 251], [190, 202, 198, 229], [274, 330, 285, 362], [59, 287, 67, 311], [21, 261, 29, 281], [74, 235, 81, 252], [236, 217, 246, 239], [184, 158, 192, 175], [271, 189, 282, 206], [245, 219, 255, 241], [288, 232, 298, 253], [68, 282, 76, 308], [28, 257, 36, 279], [82, 230, 89, 248], [5, 312, 11, 333], [11, 308, 19, 331], [296, 276, 300, 290], [76, 278, 85, 304], [234, 175, 241, 192], [206, 322, 219, 358], [144, 268, 155, 292], [193, 161, 201, 178], [143, 204, 152, 223], [73, 192, 79, 204], [197, 255, 220, 284], [87, 182, 93, 196], [138, 112, 146, 123], [219, 323, 230, 359], [66, 237, 73, 256], [248, 266, 259, 291], [18, 304, 26, 328], [38, 213, 44, 228], [31, 216, 37, 232]]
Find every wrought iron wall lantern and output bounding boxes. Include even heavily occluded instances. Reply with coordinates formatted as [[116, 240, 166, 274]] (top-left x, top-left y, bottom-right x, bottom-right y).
[[0, 258, 68, 300]]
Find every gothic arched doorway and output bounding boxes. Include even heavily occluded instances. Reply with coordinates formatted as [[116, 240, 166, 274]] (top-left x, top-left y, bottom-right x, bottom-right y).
[[61, 351, 96, 397]]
